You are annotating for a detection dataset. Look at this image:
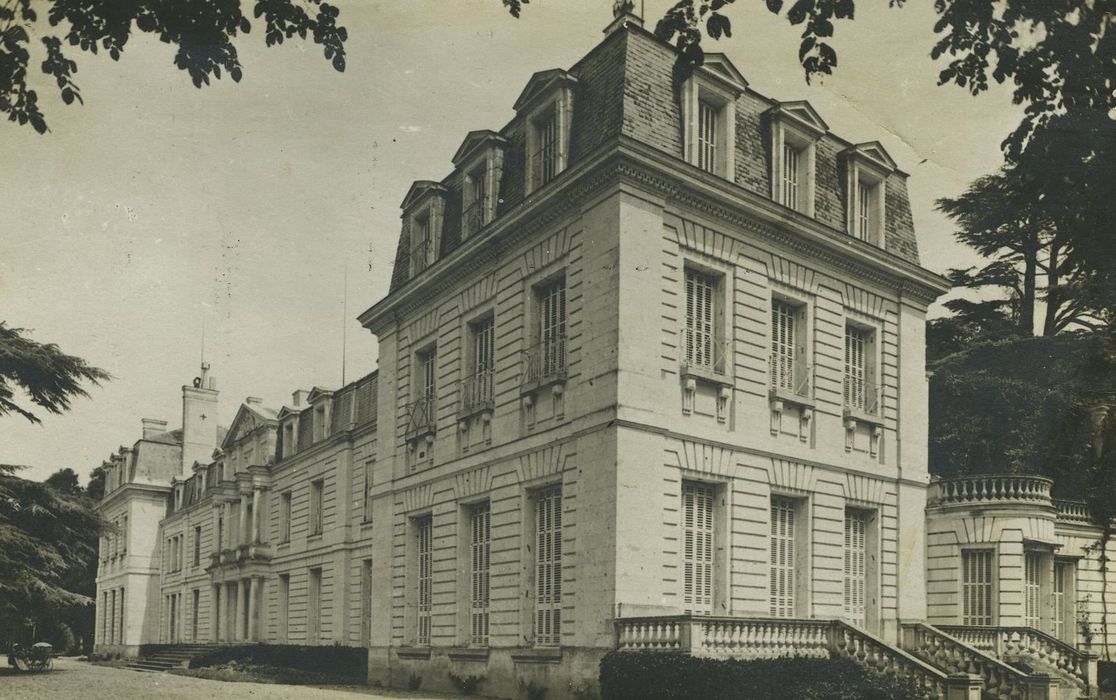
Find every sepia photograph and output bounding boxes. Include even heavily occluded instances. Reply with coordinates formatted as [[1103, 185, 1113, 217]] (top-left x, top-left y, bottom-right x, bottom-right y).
[[1, 0, 1114, 698]]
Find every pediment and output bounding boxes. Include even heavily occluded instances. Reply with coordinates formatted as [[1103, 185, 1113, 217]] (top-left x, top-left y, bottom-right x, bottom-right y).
[[400, 180, 448, 212], [307, 386, 336, 405], [452, 130, 507, 168], [768, 100, 829, 136], [844, 141, 897, 173], [221, 403, 278, 450], [513, 69, 577, 113], [699, 53, 748, 93], [276, 405, 305, 421]]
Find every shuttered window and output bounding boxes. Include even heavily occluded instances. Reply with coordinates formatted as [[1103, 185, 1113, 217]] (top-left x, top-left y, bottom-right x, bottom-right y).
[[682, 482, 715, 615], [280, 491, 292, 543], [416, 517, 433, 645], [857, 180, 873, 240], [769, 497, 796, 618], [410, 215, 430, 276], [844, 326, 868, 411], [420, 351, 436, 402], [697, 100, 718, 173], [539, 279, 566, 378], [310, 479, 324, 536], [470, 504, 491, 646], [537, 113, 559, 185], [1053, 562, 1070, 640], [782, 143, 800, 209], [535, 486, 562, 646], [685, 269, 716, 370], [843, 510, 867, 627], [962, 550, 994, 626], [771, 301, 797, 392], [1024, 552, 1042, 628], [474, 317, 494, 376]]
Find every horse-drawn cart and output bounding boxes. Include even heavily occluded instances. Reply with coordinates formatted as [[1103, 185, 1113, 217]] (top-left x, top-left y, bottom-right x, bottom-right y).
[[7, 642, 54, 671]]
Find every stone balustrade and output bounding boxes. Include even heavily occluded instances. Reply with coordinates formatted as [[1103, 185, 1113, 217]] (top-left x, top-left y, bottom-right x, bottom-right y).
[[927, 474, 1053, 509], [936, 625, 1096, 692], [901, 623, 1034, 700], [616, 616, 950, 699], [1053, 499, 1093, 526]]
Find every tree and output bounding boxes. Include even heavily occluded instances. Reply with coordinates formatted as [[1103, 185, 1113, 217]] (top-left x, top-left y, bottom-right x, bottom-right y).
[[1, 0, 348, 133], [45, 467, 80, 495], [85, 464, 105, 501], [0, 322, 109, 423]]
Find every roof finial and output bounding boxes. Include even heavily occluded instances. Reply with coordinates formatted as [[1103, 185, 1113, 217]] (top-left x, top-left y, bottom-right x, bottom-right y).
[[613, 0, 635, 17], [605, 0, 642, 34]]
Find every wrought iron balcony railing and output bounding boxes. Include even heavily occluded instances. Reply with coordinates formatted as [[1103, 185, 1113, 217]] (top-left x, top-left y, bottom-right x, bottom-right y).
[[768, 353, 811, 400], [459, 369, 495, 416], [680, 326, 730, 377], [522, 335, 567, 388], [405, 394, 437, 440], [843, 376, 880, 416]]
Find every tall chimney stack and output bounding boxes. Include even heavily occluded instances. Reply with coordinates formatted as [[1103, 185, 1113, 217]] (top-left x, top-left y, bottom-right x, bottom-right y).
[[182, 362, 220, 474], [141, 418, 168, 439]]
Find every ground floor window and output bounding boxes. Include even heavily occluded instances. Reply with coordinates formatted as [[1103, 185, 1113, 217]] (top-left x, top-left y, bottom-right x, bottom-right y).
[[1053, 561, 1074, 641], [962, 549, 994, 626], [416, 517, 433, 646], [843, 509, 867, 627], [534, 485, 562, 647], [682, 481, 716, 615], [470, 504, 491, 646], [770, 497, 797, 618], [1024, 551, 1042, 629]]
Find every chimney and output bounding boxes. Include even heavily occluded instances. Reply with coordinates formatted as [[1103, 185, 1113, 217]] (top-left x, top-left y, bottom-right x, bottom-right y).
[[141, 418, 168, 439], [245, 397, 263, 406], [182, 362, 220, 475], [292, 389, 310, 407], [604, 0, 642, 36]]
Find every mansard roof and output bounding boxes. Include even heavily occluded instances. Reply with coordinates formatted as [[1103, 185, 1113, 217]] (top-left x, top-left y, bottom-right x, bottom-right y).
[[698, 53, 748, 93], [513, 68, 578, 113], [221, 401, 278, 450], [844, 141, 898, 173], [452, 130, 508, 167], [400, 180, 448, 212], [767, 100, 829, 135]]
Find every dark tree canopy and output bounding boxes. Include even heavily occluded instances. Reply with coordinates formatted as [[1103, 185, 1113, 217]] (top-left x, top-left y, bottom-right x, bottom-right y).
[[45, 467, 81, 495], [0, 322, 109, 423], [1, 0, 348, 133]]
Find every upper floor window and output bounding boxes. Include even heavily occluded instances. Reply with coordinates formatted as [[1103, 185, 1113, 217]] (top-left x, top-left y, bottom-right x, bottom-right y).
[[842, 143, 895, 245], [462, 315, 495, 415], [282, 422, 295, 458], [410, 213, 431, 276], [309, 479, 324, 536], [279, 491, 292, 543], [465, 165, 488, 237], [525, 276, 566, 387], [516, 70, 576, 195], [313, 402, 330, 442], [844, 323, 878, 416], [453, 131, 506, 240], [681, 55, 745, 178], [193, 526, 201, 567], [401, 182, 447, 280], [770, 298, 810, 399], [768, 101, 827, 216], [683, 267, 726, 375]]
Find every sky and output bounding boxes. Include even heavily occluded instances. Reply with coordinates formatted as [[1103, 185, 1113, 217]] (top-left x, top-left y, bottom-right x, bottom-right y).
[[0, 0, 1023, 483]]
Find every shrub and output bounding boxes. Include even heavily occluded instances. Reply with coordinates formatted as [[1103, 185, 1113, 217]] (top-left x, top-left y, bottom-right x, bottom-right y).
[[187, 644, 367, 682], [520, 678, 548, 700], [408, 671, 422, 690], [1099, 660, 1116, 692], [599, 652, 932, 700], [449, 672, 484, 695]]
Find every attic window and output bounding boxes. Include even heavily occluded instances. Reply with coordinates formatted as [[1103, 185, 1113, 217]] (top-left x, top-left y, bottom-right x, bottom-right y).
[[843, 144, 894, 247], [410, 212, 431, 276], [401, 183, 446, 281], [681, 62, 743, 178], [282, 422, 295, 458], [769, 102, 827, 217], [518, 73, 575, 195]]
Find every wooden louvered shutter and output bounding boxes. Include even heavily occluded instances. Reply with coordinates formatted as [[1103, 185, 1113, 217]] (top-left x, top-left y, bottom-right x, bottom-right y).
[[682, 482, 715, 615], [769, 497, 796, 618]]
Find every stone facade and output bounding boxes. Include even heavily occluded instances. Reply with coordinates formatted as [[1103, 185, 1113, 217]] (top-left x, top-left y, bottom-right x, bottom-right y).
[[93, 12, 1114, 699]]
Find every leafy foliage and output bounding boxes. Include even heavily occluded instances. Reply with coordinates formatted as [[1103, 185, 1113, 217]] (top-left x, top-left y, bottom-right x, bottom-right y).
[[1, 0, 348, 133], [0, 468, 101, 651], [188, 643, 368, 681], [0, 322, 109, 423], [599, 651, 933, 700]]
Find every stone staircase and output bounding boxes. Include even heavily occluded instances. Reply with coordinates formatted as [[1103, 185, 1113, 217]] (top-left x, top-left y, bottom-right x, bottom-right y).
[[123, 644, 213, 672]]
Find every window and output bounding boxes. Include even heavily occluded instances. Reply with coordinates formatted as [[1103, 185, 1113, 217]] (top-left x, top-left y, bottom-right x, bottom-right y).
[[308, 567, 322, 643], [843, 510, 867, 627], [681, 62, 742, 177], [193, 526, 201, 567], [769, 103, 824, 215], [280, 491, 292, 542], [770, 497, 797, 618], [408, 347, 438, 440], [314, 403, 329, 442], [682, 482, 715, 616], [464, 166, 488, 236], [309, 480, 324, 536], [962, 550, 994, 626], [519, 75, 574, 194], [534, 486, 562, 646], [697, 100, 718, 173], [526, 277, 567, 386], [282, 422, 295, 458], [363, 460, 375, 523], [534, 110, 560, 187], [470, 504, 491, 646], [770, 299, 809, 397], [278, 573, 290, 641], [683, 268, 723, 373], [857, 180, 873, 240], [842, 145, 893, 244], [1024, 551, 1042, 628], [410, 213, 431, 276], [361, 559, 374, 647], [1054, 562, 1073, 641], [416, 516, 433, 646], [781, 141, 801, 210], [217, 514, 224, 551], [121, 515, 128, 554], [462, 316, 495, 413], [844, 325, 878, 415]]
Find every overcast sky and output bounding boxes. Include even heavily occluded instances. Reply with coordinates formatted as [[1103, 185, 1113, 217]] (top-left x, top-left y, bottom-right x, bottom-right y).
[[0, 0, 1022, 483]]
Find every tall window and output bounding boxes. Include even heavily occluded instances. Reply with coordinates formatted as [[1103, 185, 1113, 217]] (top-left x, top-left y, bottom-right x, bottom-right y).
[[684, 269, 718, 372], [410, 214, 431, 276], [280, 491, 292, 543], [1024, 552, 1042, 628], [682, 482, 715, 616], [844, 325, 877, 414], [781, 142, 800, 209], [193, 526, 201, 567], [769, 497, 796, 618], [962, 550, 994, 626], [857, 180, 873, 240], [771, 300, 806, 395], [1053, 562, 1072, 640], [361, 559, 374, 647], [464, 316, 495, 412], [363, 460, 375, 523], [122, 515, 128, 553], [416, 517, 433, 646], [843, 510, 867, 627], [535, 111, 559, 186], [278, 573, 290, 641], [470, 504, 491, 646], [535, 486, 563, 646], [697, 100, 718, 173], [465, 167, 488, 236], [309, 479, 324, 536], [528, 278, 566, 384], [283, 423, 295, 458], [308, 567, 322, 643]]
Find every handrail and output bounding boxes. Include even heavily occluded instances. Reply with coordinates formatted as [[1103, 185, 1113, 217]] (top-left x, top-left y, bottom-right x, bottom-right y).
[[522, 335, 567, 387], [769, 353, 811, 399], [404, 395, 436, 439], [935, 624, 1094, 690], [1053, 499, 1093, 526], [927, 474, 1053, 508], [902, 622, 1030, 700], [459, 369, 495, 415]]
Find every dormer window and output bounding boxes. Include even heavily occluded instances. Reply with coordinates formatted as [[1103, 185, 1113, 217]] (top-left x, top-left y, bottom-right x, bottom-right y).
[[515, 70, 576, 195], [680, 55, 746, 178], [465, 166, 488, 236], [842, 142, 895, 247], [282, 422, 295, 458], [401, 182, 447, 280], [314, 402, 330, 442], [769, 101, 828, 216], [410, 213, 431, 276], [453, 131, 506, 241]]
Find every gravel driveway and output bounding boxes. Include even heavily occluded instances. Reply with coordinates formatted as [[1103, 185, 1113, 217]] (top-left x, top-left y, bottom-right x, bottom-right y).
[[0, 658, 452, 700]]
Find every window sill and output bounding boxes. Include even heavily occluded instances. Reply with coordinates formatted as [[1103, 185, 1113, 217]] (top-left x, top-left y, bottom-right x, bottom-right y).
[[843, 406, 884, 427], [396, 647, 431, 660], [456, 403, 494, 423], [680, 363, 732, 388], [521, 373, 566, 396], [769, 387, 815, 409], [447, 647, 489, 661], [511, 647, 562, 664]]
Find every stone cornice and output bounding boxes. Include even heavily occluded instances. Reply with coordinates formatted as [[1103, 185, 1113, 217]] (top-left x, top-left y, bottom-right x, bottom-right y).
[[97, 481, 171, 511], [359, 138, 948, 332]]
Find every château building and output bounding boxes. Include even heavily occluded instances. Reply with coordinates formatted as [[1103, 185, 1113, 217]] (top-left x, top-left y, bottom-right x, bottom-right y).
[[94, 9, 1114, 699]]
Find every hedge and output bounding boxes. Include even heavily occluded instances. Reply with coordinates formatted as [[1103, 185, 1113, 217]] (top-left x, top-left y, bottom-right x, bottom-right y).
[[599, 651, 931, 700], [188, 644, 367, 681]]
